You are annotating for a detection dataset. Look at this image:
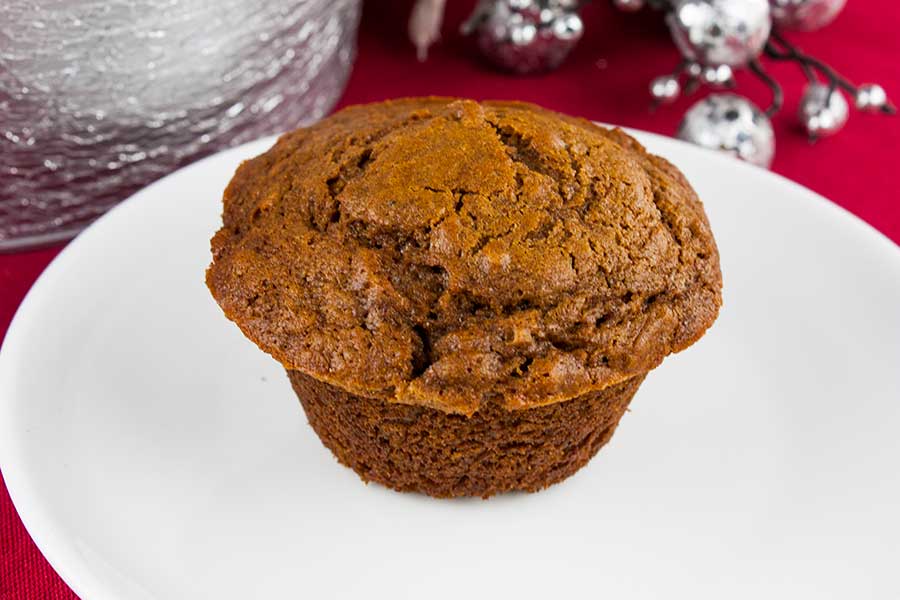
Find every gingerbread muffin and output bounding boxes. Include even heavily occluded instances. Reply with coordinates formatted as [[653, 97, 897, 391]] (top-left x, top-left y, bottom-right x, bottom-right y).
[[207, 97, 722, 498]]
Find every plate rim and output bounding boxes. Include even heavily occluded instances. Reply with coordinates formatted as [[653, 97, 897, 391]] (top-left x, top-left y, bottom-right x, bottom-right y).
[[1, 127, 898, 600]]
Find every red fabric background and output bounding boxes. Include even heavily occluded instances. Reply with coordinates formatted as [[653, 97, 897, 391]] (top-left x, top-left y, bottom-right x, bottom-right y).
[[1, 2, 898, 598]]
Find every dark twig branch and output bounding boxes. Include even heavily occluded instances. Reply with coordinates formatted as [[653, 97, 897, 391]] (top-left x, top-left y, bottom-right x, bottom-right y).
[[765, 29, 816, 82], [765, 28, 896, 115], [749, 59, 783, 117], [766, 29, 856, 95]]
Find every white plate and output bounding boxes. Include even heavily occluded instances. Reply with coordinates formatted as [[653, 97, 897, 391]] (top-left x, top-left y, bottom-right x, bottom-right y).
[[2, 131, 899, 600]]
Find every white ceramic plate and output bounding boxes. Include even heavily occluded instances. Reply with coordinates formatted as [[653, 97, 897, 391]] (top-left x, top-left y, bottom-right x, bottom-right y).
[[2, 131, 899, 600]]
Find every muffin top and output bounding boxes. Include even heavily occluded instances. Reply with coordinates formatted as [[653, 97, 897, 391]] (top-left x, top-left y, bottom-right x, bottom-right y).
[[207, 98, 722, 415]]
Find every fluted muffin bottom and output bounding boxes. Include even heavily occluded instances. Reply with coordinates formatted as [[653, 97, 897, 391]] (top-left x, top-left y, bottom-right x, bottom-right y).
[[288, 370, 646, 498]]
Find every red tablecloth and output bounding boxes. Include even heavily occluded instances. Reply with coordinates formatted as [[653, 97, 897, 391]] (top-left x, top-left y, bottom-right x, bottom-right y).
[[1, 2, 898, 598]]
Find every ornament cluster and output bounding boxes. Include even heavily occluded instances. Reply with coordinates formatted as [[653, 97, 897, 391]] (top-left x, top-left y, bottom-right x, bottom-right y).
[[641, 0, 893, 167], [412, 0, 895, 168], [461, 0, 585, 74]]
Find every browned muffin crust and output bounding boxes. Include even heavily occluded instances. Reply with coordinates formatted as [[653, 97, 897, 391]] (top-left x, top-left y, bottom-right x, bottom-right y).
[[207, 98, 721, 415], [289, 369, 645, 498]]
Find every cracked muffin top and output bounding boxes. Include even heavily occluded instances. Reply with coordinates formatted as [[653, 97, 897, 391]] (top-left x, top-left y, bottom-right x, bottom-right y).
[[207, 98, 722, 415]]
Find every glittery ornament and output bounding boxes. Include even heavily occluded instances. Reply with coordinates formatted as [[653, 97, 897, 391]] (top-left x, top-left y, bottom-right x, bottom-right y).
[[650, 75, 681, 104], [769, 0, 846, 31], [613, 0, 645, 12], [678, 94, 775, 167], [798, 83, 848, 138], [462, 0, 584, 74], [855, 84, 889, 113], [667, 0, 772, 67], [702, 64, 734, 87], [552, 12, 584, 40]]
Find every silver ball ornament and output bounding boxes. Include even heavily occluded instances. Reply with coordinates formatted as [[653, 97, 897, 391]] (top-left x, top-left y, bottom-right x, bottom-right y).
[[667, 0, 772, 67], [509, 19, 538, 45], [769, 0, 846, 31], [702, 64, 734, 87], [613, 0, 645, 11], [678, 94, 775, 168], [468, 0, 584, 74], [798, 83, 848, 138], [650, 75, 681, 104], [551, 12, 584, 41], [855, 84, 888, 113]]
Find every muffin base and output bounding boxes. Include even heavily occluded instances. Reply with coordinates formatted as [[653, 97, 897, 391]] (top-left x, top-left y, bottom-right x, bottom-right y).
[[288, 371, 646, 498]]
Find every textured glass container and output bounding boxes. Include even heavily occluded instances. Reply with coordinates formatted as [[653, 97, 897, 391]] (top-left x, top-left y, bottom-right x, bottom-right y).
[[0, 0, 361, 251]]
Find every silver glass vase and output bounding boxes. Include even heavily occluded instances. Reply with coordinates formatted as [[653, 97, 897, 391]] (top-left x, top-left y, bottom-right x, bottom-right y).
[[0, 0, 362, 251]]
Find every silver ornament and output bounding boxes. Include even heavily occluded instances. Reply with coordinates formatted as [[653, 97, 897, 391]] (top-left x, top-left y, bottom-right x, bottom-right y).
[[650, 75, 681, 104], [667, 0, 772, 67], [855, 83, 888, 113], [702, 64, 734, 87], [798, 83, 848, 138], [769, 0, 846, 31], [462, 0, 584, 74], [678, 94, 775, 168], [551, 12, 584, 40], [613, 0, 645, 11]]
